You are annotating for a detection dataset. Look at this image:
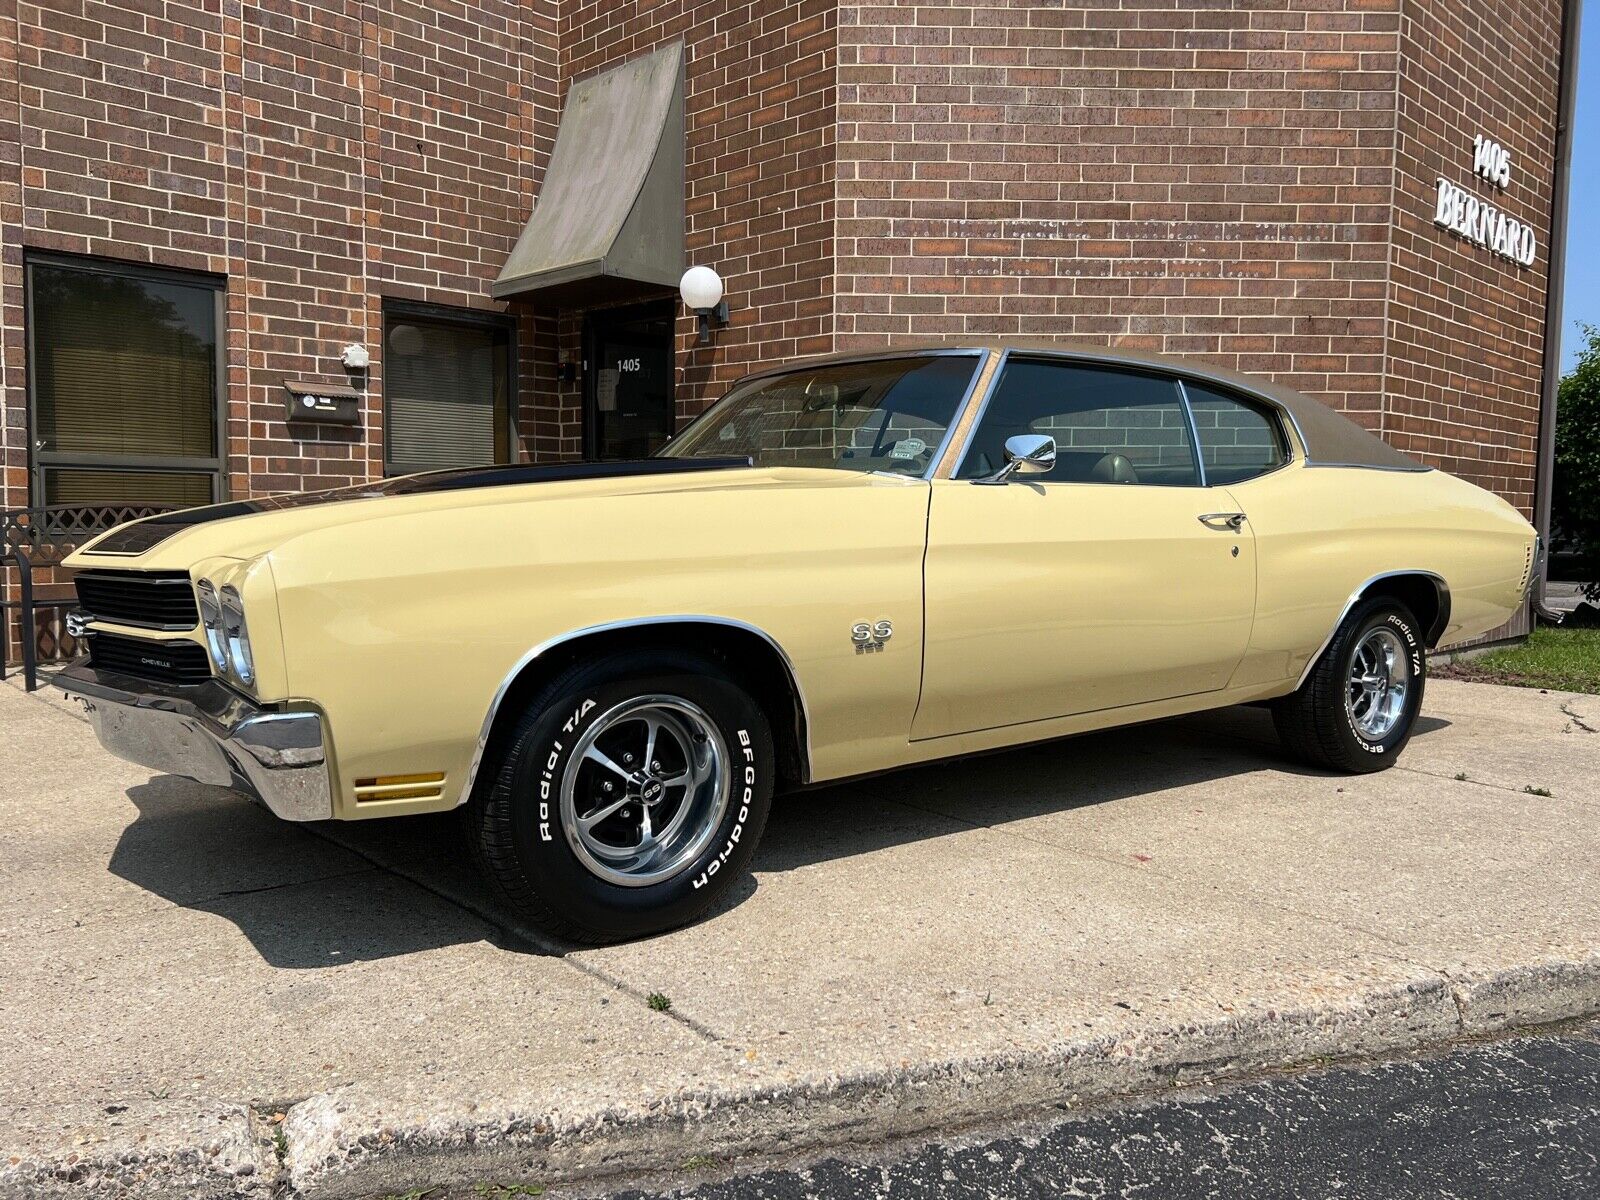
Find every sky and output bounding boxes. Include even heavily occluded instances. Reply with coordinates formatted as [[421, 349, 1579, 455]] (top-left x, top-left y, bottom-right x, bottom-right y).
[[1560, 9, 1600, 371]]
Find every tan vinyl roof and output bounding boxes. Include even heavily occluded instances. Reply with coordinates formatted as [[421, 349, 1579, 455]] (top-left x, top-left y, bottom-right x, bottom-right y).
[[737, 339, 1426, 472]]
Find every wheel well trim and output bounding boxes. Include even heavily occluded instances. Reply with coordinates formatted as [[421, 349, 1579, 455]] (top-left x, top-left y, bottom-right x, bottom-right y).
[[455, 615, 813, 808], [1294, 570, 1452, 690]]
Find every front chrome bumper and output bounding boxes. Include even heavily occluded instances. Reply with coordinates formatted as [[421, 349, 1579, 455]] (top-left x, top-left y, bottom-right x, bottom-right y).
[[55, 660, 333, 822]]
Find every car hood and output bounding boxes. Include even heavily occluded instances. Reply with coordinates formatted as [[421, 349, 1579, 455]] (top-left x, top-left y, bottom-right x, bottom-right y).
[[66, 459, 916, 570]]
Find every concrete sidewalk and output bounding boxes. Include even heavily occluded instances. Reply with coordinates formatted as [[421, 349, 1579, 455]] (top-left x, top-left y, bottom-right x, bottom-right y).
[[2, 676, 1596, 1199]]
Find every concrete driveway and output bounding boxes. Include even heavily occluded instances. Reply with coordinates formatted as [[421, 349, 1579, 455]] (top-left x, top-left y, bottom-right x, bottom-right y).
[[2, 676, 1596, 1199]]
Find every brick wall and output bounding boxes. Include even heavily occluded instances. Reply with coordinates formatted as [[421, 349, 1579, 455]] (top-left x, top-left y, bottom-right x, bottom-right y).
[[0, 0, 1565, 528], [0, 0, 25, 513], [559, 0, 837, 427], [1384, 0, 1561, 516], [834, 1, 1404, 423], [830, 0, 1560, 525], [0, 0, 558, 514]]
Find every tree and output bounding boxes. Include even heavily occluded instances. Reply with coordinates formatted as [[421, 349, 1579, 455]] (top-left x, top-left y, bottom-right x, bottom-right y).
[[1554, 324, 1600, 600]]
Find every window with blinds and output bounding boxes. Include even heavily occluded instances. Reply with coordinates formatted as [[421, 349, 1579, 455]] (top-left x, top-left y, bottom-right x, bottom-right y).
[[384, 311, 512, 476], [27, 257, 222, 506]]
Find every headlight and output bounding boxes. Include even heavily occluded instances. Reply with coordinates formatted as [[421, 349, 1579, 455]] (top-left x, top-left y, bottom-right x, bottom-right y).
[[196, 579, 227, 673], [219, 585, 255, 687]]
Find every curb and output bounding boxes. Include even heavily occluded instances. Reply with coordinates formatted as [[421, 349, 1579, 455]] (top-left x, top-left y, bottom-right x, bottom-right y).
[[15, 958, 1590, 1200], [281, 961, 1600, 1200], [284, 966, 1600, 1200], [279, 976, 1459, 1199], [1, 1102, 275, 1200]]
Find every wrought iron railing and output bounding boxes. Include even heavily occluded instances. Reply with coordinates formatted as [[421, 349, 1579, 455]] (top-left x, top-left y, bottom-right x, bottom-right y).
[[1, 504, 178, 691]]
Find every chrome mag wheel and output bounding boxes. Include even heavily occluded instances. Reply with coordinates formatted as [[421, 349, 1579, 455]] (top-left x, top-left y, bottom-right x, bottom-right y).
[[559, 695, 729, 887], [1345, 627, 1409, 741]]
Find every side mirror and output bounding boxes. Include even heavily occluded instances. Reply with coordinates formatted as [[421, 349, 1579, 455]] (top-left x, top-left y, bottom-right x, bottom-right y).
[[976, 434, 1056, 485]]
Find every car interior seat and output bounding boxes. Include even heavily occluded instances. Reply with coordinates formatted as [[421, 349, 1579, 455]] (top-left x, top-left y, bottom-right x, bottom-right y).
[[1089, 453, 1138, 484]]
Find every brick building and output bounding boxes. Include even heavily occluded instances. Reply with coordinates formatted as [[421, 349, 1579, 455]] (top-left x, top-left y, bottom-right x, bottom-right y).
[[0, 0, 1576, 639]]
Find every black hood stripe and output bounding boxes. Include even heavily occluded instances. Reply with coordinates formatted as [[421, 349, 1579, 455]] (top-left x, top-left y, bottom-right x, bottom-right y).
[[89, 457, 756, 555]]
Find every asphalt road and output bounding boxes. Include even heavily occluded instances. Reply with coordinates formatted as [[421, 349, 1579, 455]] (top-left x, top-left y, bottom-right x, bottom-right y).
[[594, 1026, 1600, 1200]]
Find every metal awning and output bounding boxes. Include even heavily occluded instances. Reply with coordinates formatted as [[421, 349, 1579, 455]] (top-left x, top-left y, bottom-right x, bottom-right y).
[[492, 42, 684, 306]]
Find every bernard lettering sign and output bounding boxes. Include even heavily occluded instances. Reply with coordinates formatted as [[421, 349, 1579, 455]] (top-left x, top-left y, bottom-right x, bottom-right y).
[[1432, 133, 1536, 267]]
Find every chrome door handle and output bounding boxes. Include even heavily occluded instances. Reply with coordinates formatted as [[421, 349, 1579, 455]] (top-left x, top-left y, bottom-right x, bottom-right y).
[[1198, 512, 1246, 532]]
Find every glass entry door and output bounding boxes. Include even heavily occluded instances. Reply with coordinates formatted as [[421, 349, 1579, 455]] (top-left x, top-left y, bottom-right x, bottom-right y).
[[584, 301, 675, 460]]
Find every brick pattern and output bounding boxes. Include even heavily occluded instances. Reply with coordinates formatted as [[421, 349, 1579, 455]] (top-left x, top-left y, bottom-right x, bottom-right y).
[[236, 0, 371, 494], [1384, 0, 1560, 516], [559, 0, 837, 432], [0, 0, 25, 513], [834, 1, 1406, 422], [0, 0, 1564, 545], [0, 0, 557, 513]]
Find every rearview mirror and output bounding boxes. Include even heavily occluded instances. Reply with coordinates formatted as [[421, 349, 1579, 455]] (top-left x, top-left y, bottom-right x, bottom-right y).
[[976, 434, 1056, 485]]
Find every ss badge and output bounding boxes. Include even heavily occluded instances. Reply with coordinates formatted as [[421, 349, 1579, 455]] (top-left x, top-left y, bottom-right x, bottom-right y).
[[851, 619, 893, 654]]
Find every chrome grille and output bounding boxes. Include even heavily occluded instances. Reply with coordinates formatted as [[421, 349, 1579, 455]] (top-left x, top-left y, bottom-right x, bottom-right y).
[[74, 570, 199, 630], [86, 632, 212, 686]]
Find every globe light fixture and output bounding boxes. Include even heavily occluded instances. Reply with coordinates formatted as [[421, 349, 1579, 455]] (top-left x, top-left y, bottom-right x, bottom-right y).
[[679, 266, 729, 344]]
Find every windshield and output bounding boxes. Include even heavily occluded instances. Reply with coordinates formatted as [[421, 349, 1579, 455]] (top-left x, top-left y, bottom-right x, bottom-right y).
[[658, 354, 979, 476]]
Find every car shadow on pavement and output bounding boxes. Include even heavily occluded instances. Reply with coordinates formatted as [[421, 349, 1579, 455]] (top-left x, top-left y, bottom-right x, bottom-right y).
[[108, 776, 507, 969], [105, 704, 1454, 961], [746, 703, 1453, 879]]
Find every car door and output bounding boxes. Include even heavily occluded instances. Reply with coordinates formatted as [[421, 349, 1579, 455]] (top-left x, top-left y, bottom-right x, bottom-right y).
[[912, 358, 1260, 741]]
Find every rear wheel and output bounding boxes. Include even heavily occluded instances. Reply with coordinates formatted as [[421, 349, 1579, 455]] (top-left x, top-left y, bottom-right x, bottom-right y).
[[1273, 597, 1426, 773], [468, 650, 774, 943]]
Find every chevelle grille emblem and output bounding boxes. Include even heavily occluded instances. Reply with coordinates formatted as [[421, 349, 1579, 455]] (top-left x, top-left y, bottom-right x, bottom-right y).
[[851, 620, 893, 654]]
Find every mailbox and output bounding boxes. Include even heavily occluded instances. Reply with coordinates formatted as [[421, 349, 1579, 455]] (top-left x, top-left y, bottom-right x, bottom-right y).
[[284, 381, 362, 426]]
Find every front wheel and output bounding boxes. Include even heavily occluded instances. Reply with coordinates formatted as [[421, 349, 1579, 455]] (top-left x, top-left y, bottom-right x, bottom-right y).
[[1272, 597, 1426, 773], [468, 650, 774, 943]]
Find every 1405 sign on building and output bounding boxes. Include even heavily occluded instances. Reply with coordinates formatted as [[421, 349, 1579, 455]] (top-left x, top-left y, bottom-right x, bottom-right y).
[[1433, 134, 1537, 268]]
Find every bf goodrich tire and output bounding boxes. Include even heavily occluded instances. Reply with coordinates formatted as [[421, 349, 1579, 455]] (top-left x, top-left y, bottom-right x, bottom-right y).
[[468, 649, 774, 944], [1272, 597, 1426, 774]]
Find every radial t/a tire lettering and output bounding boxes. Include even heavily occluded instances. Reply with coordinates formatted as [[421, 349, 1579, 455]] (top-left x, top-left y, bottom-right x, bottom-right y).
[[467, 649, 774, 944], [1272, 597, 1425, 774]]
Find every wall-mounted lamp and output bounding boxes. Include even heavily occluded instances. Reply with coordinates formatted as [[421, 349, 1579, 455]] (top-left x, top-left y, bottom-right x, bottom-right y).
[[340, 343, 370, 371], [679, 266, 729, 345]]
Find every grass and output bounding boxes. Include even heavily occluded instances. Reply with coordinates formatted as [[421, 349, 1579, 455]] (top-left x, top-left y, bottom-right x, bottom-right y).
[[1435, 627, 1600, 695], [646, 991, 672, 1013]]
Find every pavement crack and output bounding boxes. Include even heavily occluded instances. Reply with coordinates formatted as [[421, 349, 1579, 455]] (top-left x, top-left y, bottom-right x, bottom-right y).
[[554, 954, 725, 1043], [1396, 765, 1523, 792], [1438, 968, 1469, 1030], [301, 824, 725, 1044], [212, 866, 380, 899], [1559, 701, 1595, 734]]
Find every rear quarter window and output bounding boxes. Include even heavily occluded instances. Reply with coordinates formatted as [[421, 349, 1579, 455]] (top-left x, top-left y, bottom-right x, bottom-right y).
[[1184, 384, 1289, 484]]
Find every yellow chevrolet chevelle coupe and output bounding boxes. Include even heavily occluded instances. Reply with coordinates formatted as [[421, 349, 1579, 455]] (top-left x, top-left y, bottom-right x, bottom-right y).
[[59, 342, 1536, 942]]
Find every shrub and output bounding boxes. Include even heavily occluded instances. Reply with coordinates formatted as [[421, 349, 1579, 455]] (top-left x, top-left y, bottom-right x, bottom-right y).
[[1554, 324, 1600, 600]]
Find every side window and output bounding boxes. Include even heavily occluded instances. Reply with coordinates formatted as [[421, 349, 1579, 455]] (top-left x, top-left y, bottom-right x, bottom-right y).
[[1184, 384, 1288, 484], [955, 359, 1199, 485]]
